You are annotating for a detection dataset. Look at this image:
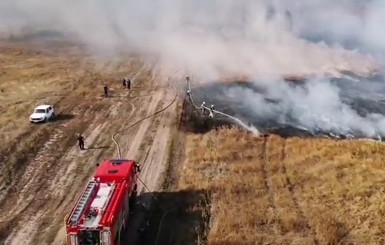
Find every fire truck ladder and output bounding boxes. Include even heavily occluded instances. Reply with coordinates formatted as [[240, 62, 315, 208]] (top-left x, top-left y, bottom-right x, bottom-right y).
[[70, 180, 97, 225]]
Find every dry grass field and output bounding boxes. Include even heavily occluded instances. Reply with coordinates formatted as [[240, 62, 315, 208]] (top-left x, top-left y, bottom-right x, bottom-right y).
[[179, 128, 385, 245], [0, 41, 141, 189], [3, 38, 385, 245], [0, 40, 179, 245]]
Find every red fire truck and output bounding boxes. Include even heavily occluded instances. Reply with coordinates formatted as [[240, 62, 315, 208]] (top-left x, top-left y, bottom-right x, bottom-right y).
[[65, 159, 139, 245]]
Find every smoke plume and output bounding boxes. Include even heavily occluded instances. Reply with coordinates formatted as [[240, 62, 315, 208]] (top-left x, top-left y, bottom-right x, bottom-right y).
[[2, 0, 385, 138], [0, 0, 383, 80], [223, 76, 385, 138]]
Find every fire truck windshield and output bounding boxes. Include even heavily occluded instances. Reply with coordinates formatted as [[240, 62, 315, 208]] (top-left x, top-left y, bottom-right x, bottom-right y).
[[79, 230, 100, 245]]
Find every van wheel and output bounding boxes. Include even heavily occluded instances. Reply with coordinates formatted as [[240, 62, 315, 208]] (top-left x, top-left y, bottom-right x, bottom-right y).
[[51, 113, 56, 121]]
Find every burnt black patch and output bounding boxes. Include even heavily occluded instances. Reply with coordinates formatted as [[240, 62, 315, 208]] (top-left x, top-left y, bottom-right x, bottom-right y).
[[186, 74, 385, 140]]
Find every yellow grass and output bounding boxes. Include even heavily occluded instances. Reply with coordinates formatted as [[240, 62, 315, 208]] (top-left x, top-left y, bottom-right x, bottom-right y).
[[0, 41, 155, 243], [0, 42, 143, 187], [179, 128, 385, 245]]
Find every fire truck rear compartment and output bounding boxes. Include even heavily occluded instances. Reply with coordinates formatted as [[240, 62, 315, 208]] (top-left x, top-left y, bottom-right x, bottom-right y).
[[65, 159, 139, 245], [79, 230, 100, 245]]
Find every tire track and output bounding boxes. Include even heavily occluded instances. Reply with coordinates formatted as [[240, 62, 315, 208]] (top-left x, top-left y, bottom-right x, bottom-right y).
[[2, 64, 147, 245], [261, 135, 277, 226], [1, 119, 105, 245], [113, 73, 179, 245], [261, 135, 270, 192], [2, 113, 111, 245], [49, 98, 138, 245], [47, 67, 149, 245], [280, 138, 320, 245], [0, 111, 88, 222], [113, 74, 178, 160]]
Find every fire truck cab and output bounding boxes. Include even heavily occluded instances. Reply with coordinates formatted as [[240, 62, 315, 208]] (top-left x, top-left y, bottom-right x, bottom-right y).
[[65, 159, 139, 245]]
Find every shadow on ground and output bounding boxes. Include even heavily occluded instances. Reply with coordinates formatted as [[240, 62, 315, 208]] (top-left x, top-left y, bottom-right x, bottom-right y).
[[122, 190, 211, 245], [55, 114, 75, 121], [85, 146, 110, 150]]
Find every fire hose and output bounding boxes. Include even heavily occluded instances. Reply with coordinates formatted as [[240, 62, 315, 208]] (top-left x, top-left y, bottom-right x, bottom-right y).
[[184, 75, 259, 135], [111, 74, 179, 244], [112, 74, 258, 244], [111, 78, 178, 159]]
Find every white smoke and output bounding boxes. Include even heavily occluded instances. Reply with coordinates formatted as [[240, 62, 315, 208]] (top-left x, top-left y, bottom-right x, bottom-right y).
[[290, 0, 385, 55], [2, 0, 385, 137], [0, 0, 382, 81], [226, 77, 385, 138]]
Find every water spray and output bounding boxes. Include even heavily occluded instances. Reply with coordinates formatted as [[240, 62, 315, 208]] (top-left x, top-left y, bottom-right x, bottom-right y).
[[185, 75, 260, 135]]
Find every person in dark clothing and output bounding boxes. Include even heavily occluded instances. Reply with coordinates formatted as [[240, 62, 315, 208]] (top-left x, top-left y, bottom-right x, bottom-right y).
[[201, 101, 207, 115], [77, 134, 85, 150], [122, 78, 127, 88], [135, 163, 141, 173], [127, 79, 131, 90], [103, 85, 109, 97]]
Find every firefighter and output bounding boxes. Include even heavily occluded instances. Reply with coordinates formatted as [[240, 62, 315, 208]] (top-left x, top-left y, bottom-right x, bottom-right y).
[[77, 134, 85, 150], [209, 104, 215, 118], [209, 105, 214, 118], [201, 101, 206, 115], [122, 78, 127, 88], [135, 163, 141, 173], [186, 90, 191, 101], [103, 84, 109, 98], [127, 78, 131, 90]]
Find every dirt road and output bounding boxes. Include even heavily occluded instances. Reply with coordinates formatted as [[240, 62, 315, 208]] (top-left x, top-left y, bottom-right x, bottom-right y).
[[0, 59, 179, 245]]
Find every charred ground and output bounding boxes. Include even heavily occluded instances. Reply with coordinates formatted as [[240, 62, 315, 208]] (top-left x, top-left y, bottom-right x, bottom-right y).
[[190, 74, 385, 139]]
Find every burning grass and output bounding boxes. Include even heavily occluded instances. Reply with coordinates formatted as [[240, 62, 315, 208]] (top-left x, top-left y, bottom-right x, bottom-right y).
[[179, 128, 385, 244]]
